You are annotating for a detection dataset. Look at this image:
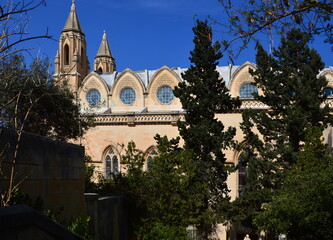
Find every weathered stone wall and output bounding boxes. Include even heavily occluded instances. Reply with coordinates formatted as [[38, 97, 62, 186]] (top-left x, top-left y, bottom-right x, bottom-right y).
[[0, 127, 85, 220], [85, 194, 130, 240]]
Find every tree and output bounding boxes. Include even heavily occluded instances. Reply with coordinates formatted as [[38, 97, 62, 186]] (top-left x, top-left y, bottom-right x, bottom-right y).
[[216, 0, 333, 60], [0, 54, 89, 141], [137, 136, 204, 240], [174, 20, 241, 237], [233, 28, 333, 228], [95, 139, 201, 240], [254, 127, 333, 239], [0, 0, 51, 59]]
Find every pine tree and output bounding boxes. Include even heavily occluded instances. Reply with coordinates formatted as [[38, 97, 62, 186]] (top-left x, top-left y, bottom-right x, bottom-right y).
[[234, 28, 333, 227], [174, 20, 240, 237], [254, 127, 333, 239]]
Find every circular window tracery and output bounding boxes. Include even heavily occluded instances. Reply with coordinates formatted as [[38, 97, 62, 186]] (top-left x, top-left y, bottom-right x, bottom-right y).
[[157, 86, 174, 104], [120, 87, 136, 105], [239, 83, 258, 98], [86, 89, 101, 106]]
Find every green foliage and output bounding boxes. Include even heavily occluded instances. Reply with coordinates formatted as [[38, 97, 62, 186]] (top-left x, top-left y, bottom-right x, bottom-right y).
[[0, 54, 89, 141], [9, 189, 44, 212], [235, 28, 333, 229], [67, 216, 93, 240], [254, 127, 333, 239], [173, 19, 240, 236], [140, 221, 189, 240], [138, 135, 207, 238]]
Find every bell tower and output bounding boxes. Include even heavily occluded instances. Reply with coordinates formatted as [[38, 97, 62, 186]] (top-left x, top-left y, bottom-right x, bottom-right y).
[[54, 0, 90, 92], [94, 31, 116, 73]]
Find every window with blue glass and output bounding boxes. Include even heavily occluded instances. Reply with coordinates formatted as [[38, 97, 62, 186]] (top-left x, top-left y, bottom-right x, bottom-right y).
[[86, 89, 101, 106], [157, 86, 174, 104], [323, 87, 333, 97], [239, 83, 258, 98], [120, 87, 136, 105]]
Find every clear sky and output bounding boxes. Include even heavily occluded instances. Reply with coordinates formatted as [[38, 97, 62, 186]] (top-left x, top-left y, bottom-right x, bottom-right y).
[[22, 0, 333, 72]]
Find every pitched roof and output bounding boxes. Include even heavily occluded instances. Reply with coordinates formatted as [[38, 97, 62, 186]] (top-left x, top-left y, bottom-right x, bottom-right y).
[[62, 0, 83, 34], [95, 31, 113, 58]]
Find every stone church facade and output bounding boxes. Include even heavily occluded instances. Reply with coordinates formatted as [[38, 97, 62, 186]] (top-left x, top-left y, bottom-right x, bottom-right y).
[[54, 2, 333, 239]]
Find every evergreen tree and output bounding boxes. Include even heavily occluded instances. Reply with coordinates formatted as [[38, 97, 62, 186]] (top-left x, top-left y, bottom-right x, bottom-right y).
[[254, 127, 333, 239], [234, 28, 333, 227], [174, 20, 240, 237], [0, 54, 89, 141]]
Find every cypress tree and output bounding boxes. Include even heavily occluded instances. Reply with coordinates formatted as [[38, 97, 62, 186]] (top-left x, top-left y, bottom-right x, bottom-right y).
[[174, 20, 240, 237]]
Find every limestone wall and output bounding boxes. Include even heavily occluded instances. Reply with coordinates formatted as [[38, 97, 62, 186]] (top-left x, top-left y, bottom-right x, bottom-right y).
[[0, 127, 85, 220]]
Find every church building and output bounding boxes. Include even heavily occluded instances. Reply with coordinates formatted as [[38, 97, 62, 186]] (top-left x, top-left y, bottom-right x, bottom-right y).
[[54, 1, 333, 239]]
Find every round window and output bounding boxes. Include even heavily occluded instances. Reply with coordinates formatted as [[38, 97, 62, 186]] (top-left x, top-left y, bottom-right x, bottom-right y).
[[120, 87, 136, 105], [323, 87, 333, 97], [239, 83, 258, 98], [86, 89, 101, 106], [157, 86, 174, 104]]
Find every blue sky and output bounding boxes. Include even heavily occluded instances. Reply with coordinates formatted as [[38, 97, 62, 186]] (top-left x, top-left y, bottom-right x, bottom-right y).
[[23, 0, 333, 72]]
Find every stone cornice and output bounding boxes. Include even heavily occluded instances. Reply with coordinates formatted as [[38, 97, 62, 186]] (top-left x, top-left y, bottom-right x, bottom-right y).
[[87, 99, 333, 126], [90, 112, 184, 126]]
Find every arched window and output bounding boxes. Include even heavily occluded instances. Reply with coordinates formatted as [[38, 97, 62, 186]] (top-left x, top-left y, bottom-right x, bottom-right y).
[[146, 148, 157, 170], [239, 83, 258, 98], [98, 67, 103, 73], [323, 87, 333, 97], [105, 148, 119, 178], [64, 44, 69, 65], [238, 154, 247, 195], [81, 47, 84, 64]]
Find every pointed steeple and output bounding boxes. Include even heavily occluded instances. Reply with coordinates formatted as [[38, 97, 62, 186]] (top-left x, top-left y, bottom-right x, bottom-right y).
[[94, 31, 116, 73], [55, 0, 89, 92], [62, 0, 83, 34], [96, 31, 112, 58]]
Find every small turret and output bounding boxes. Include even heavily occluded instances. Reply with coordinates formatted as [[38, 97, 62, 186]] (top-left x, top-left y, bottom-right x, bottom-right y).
[[94, 31, 116, 73]]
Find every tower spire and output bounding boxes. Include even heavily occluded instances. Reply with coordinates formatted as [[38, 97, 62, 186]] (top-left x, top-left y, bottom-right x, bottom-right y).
[[94, 30, 116, 73], [55, 1, 90, 92], [96, 30, 113, 58], [62, 0, 83, 34]]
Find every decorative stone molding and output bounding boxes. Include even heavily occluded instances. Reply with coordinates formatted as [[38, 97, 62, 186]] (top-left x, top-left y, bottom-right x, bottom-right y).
[[240, 99, 269, 110], [92, 112, 185, 126]]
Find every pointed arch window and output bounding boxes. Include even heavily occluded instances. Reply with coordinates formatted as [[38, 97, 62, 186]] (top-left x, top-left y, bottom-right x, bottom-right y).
[[64, 44, 69, 65], [146, 148, 157, 170], [81, 47, 84, 65], [105, 148, 119, 178]]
